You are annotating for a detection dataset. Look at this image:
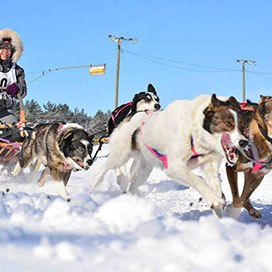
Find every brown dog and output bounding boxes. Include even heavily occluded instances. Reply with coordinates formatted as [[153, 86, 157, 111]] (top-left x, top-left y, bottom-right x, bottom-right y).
[[226, 96, 272, 219]]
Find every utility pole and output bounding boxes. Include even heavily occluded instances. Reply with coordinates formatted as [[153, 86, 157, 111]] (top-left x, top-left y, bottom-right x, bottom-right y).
[[109, 35, 137, 108], [236, 59, 257, 102]]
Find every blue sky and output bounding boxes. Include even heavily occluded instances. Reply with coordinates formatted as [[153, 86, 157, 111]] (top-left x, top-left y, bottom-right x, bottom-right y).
[[2, 0, 272, 116]]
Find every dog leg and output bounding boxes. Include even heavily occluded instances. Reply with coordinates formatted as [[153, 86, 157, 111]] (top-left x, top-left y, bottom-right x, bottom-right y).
[[128, 159, 153, 195], [12, 161, 21, 176], [239, 172, 264, 218], [116, 167, 130, 192], [225, 164, 243, 219], [115, 160, 139, 192], [62, 171, 72, 187], [201, 155, 223, 198], [55, 181, 69, 200], [28, 160, 41, 182], [226, 164, 240, 203], [225, 204, 242, 220], [37, 167, 50, 187], [92, 149, 132, 188], [244, 199, 262, 218], [167, 159, 225, 217]]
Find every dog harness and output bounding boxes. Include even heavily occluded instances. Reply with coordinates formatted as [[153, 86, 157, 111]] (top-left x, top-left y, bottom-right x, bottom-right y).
[[247, 128, 270, 172], [240, 102, 255, 111], [111, 102, 132, 124], [141, 122, 200, 168]]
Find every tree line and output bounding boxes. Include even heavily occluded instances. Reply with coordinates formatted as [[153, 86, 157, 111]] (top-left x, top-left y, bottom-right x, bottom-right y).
[[14, 99, 111, 138]]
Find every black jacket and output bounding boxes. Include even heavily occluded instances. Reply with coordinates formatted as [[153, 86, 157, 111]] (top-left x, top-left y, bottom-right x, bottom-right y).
[[0, 58, 27, 110]]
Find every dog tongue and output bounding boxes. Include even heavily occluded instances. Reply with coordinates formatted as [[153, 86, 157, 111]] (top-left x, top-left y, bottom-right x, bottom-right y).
[[221, 133, 231, 147], [76, 160, 85, 168]]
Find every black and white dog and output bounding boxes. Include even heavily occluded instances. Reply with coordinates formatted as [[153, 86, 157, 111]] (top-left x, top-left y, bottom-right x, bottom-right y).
[[103, 83, 161, 192], [107, 83, 161, 136]]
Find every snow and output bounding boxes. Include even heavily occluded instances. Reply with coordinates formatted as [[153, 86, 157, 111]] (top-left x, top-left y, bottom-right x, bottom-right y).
[[0, 144, 272, 271]]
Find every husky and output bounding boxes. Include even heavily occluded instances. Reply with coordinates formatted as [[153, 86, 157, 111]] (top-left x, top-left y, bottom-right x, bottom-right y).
[[107, 83, 161, 136], [104, 83, 161, 192], [13, 122, 94, 200], [226, 96, 272, 219], [92, 94, 248, 217]]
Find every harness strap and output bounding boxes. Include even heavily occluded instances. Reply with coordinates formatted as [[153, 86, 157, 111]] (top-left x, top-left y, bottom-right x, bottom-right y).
[[0, 137, 21, 148], [190, 136, 201, 159], [140, 122, 168, 168], [248, 128, 270, 172], [57, 124, 64, 139], [240, 102, 255, 111], [112, 102, 132, 124], [258, 124, 272, 144], [63, 163, 69, 172], [141, 123, 201, 168]]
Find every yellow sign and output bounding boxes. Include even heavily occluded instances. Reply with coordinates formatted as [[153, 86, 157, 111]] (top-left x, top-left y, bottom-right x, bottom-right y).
[[89, 64, 106, 75]]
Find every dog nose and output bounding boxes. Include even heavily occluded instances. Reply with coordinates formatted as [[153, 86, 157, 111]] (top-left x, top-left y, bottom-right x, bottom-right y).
[[87, 159, 93, 166], [154, 104, 161, 110], [239, 139, 248, 149]]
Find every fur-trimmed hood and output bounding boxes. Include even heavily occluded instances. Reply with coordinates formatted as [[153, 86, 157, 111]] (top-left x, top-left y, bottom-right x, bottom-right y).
[[0, 28, 23, 63]]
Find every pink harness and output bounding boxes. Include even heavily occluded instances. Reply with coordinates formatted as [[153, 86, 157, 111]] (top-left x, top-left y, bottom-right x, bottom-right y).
[[111, 102, 133, 123], [240, 102, 255, 111], [239, 102, 267, 172], [248, 128, 268, 172], [141, 123, 200, 168]]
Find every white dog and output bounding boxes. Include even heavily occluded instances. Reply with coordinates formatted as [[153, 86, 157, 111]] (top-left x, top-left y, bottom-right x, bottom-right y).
[[92, 94, 247, 217]]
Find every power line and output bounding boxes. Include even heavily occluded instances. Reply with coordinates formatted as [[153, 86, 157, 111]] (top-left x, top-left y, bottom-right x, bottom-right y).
[[123, 49, 239, 73], [124, 49, 272, 78], [247, 71, 272, 81]]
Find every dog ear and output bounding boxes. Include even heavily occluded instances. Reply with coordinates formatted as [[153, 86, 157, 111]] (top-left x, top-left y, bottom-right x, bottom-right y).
[[88, 134, 94, 142], [59, 133, 73, 154], [211, 94, 221, 108], [228, 96, 241, 111], [148, 84, 157, 96], [203, 108, 213, 133]]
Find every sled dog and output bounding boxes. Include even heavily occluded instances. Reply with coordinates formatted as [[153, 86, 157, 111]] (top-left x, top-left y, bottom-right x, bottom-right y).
[[226, 96, 272, 219], [106, 83, 161, 192], [13, 122, 94, 200], [107, 83, 161, 136], [92, 94, 248, 217]]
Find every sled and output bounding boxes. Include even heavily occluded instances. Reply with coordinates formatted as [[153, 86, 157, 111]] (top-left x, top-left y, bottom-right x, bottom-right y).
[[0, 88, 33, 175]]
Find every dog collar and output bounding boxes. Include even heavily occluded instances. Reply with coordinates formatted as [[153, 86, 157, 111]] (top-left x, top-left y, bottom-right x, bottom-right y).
[[63, 163, 69, 172], [57, 124, 64, 138]]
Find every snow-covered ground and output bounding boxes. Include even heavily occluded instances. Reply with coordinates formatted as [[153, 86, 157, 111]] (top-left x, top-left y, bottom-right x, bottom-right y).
[[0, 144, 272, 272]]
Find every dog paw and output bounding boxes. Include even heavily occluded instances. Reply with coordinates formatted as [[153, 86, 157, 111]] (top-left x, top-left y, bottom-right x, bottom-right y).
[[209, 196, 226, 211], [248, 208, 262, 218], [37, 180, 45, 187], [127, 187, 142, 196], [225, 204, 242, 220]]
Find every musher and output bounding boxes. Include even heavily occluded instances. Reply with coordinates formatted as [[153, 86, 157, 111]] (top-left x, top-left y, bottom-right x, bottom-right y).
[[0, 28, 27, 124]]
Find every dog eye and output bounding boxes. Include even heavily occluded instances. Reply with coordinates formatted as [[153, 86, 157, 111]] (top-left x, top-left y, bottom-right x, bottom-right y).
[[79, 147, 85, 153], [225, 121, 233, 127]]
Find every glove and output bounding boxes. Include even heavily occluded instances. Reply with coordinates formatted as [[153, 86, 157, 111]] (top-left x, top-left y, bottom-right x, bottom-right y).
[[6, 83, 19, 97]]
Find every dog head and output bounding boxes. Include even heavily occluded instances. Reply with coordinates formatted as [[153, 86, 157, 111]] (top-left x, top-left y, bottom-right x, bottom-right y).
[[131, 83, 161, 113], [60, 129, 94, 171], [257, 95, 272, 128], [203, 94, 248, 165]]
